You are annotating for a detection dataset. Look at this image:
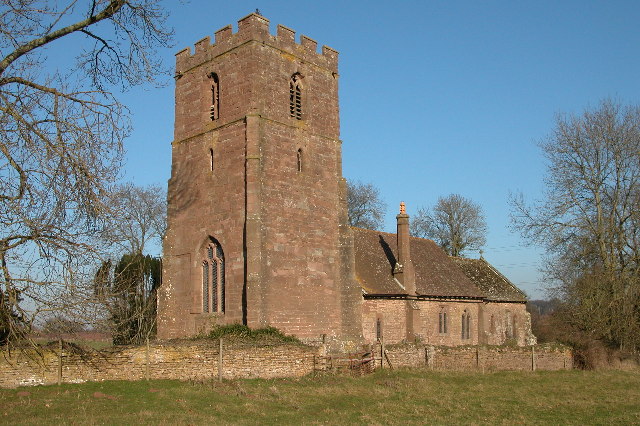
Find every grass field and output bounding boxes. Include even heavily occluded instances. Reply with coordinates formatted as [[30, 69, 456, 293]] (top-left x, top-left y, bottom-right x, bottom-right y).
[[1, 369, 639, 425]]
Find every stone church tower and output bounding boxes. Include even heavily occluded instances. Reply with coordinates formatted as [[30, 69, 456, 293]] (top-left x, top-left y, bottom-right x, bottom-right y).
[[157, 13, 362, 345]]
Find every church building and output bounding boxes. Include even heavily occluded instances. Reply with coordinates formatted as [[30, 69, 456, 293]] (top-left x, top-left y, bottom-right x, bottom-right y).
[[157, 13, 535, 348]]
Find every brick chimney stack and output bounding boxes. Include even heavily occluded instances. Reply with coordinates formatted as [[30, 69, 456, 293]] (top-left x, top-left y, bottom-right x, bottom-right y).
[[394, 202, 416, 294]]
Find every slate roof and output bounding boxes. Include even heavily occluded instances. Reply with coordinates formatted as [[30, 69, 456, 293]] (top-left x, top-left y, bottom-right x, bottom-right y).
[[352, 227, 484, 299], [450, 257, 527, 303]]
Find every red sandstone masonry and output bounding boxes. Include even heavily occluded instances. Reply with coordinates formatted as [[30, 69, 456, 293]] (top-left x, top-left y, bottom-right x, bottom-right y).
[[159, 12, 358, 345]]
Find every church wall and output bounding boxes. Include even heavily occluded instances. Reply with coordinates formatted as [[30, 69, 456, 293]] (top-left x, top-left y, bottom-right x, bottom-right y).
[[228, 18, 356, 341], [415, 300, 481, 346], [479, 302, 535, 346], [159, 120, 248, 338], [362, 299, 407, 344], [257, 122, 345, 339], [363, 299, 528, 346]]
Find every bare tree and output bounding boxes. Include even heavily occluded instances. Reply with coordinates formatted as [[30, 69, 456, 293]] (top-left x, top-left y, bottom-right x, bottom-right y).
[[0, 1, 172, 346], [94, 182, 165, 344], [105, 183, 166, 256], [511, 99, 640, 352], [412, 194, 487, 257], [347, 180, 386, 230]]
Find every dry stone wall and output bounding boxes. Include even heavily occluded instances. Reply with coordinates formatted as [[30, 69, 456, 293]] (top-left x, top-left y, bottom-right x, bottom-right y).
[[0, 340, 319, 388], [384, 343, 572, 371], [0, 341, 572, 388]]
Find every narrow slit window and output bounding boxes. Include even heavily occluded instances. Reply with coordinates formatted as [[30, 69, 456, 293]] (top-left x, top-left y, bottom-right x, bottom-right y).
[[505, 311, 514, 339], [209, 72, 219, 121], [289, 73, 302, 120], [376, 318, 382, 341], [297, 148, 303, 172], [461, 310, 471, 340], [439, 309, 448, 334], [209, 148, 214, 171]]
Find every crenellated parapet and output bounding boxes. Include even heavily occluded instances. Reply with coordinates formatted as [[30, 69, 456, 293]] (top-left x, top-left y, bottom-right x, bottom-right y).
[[175, 13, 339, 74]]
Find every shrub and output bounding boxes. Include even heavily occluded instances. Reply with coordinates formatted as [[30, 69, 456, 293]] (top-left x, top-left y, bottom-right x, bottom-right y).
[[206, 324, 300, 343]]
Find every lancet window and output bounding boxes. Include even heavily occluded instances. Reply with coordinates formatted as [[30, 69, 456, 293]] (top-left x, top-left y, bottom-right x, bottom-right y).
[[438, 308, 448, 334], [461, 310, 471, 340]]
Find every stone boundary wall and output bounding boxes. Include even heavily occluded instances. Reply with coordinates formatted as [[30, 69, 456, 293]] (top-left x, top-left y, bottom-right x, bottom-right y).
[[0, 341, 572, 388], [383, 344, 572, 371], [0, 340, 321, 389]]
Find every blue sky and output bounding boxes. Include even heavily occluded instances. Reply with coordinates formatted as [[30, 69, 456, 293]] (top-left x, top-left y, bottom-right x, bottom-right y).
[[118, 0, 640, 299]]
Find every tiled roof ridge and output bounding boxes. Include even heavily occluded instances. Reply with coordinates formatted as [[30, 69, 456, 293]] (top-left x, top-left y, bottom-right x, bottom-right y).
[[349, 226, 438, 245], [449, 256, 527, 302], [352, 227, 484, 298], [481, 258, 527, 299]]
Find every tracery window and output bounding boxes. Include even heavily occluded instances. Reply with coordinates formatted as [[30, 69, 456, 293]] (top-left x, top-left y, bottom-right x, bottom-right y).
[[461, 310, 471, 340], [438, 308, 448, 334], [209, 72, 220, 120], [202, 239, 225, 313], [289, 73, 302, 120]]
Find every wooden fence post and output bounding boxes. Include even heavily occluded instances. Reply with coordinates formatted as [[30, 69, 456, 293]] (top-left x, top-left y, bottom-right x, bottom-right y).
[[425, 346, 434, 369], [57, 338, 62, 386], [218, 338, 223, 382], [532, 345, 536, 371], [145, 337, 150, 381]]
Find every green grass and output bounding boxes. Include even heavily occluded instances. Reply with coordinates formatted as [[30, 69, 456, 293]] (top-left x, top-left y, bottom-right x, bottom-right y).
[[1, 369, 639, 424]]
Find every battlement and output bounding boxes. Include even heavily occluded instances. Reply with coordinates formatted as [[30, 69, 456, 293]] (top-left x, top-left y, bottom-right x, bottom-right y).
[[175, 13, 338, 73]]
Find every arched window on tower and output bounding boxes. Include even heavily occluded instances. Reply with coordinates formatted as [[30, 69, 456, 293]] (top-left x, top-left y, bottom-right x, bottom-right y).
[[289, 73, 303, 120], [202, 239, 225, 313], [209, 72, 219, 121]]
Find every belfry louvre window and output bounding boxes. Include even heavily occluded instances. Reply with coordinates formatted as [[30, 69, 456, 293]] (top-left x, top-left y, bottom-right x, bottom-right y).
[[209, 72, 219, 120], [289, 73, 302, 120], [202, 239, 225, 313]]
